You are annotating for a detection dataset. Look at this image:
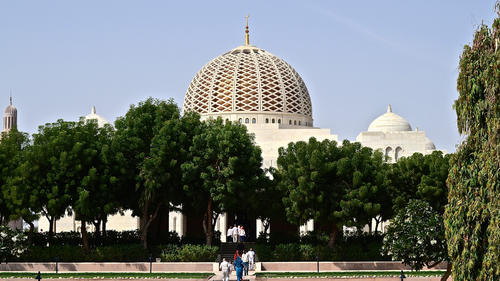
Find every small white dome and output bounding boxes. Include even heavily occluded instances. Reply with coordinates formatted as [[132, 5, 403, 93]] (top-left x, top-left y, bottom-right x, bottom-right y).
[[425, 140, 436, 150], [4, 97, 17, 115], [367, 105, 412, 132], [85, 106, 110, 128]]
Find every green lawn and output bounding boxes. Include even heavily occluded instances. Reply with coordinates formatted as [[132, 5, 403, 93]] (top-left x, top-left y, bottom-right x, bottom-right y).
[[0, 272, 214, 279], [255, 271, 446, 278]]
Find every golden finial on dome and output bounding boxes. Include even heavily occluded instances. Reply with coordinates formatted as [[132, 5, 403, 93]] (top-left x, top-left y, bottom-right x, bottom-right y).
[[245, 14, 250, 46]]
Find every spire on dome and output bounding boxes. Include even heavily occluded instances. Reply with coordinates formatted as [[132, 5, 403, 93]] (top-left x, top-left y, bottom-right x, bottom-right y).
[[9, 89, 12, 105], [387, 104, 392, 113], [245, 14, 250, 46], [91, 105, 96, 114]]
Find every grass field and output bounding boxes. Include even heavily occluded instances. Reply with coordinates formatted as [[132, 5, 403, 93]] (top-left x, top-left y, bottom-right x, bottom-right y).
[[255, 271, 446, 278], [0, 272, 214, 279]]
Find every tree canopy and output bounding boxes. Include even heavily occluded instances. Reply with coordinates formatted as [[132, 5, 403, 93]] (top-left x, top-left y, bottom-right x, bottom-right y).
[[113, 98, 182, 249], [182, 118, 264, 246], [276, 138, 389, 247], [444, 6, 500, 280], [383, 200, 450, 281]]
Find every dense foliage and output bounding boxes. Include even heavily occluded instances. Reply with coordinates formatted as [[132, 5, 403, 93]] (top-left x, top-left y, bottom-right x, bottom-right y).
[[382, 200, 448, 272], [0, 96, 454, 263], [0, 225, 28, 262], [254, 233, 386, 262], [160, 244, 219, 262], [182, 118, 265, 246], [276, 138, 389, 247], [444, 7, 500, 280]]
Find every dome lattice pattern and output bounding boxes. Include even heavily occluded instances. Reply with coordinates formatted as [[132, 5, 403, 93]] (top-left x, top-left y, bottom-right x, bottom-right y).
[[183, 46, 312, 117]]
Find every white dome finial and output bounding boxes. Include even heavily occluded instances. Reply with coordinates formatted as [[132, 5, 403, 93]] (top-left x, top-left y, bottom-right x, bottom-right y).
[[387, 104, 392, 113], [91, 105, 96, 114]]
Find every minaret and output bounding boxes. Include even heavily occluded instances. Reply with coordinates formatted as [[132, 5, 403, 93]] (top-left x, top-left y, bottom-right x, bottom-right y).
[[3, 95, 17, 132]]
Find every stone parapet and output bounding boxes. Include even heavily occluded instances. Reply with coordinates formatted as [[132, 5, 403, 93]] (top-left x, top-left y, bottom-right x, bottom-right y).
[[0, 262, 213, 273], [260, 261, 448, 272]]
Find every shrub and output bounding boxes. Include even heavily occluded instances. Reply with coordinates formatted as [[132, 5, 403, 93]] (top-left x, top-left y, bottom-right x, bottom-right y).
[[0, 225, 28, 262], [160, 244, 219, 262], [253, 244, 272, 261]]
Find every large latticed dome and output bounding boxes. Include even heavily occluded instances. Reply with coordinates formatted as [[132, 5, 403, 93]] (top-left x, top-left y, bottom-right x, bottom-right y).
[[183, 45, 312, 117], [183, 22, 313, 126]]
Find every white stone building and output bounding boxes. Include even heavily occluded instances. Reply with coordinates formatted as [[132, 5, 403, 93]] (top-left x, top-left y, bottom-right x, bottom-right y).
[[182, 22, 338, 239], [35, 21, 442, 238], [356, 104, 438, 163]]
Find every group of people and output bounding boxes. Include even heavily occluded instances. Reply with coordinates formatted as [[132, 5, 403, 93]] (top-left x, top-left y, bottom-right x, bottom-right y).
[[219, 248, 255, 281], [227, 224, 246, 242]]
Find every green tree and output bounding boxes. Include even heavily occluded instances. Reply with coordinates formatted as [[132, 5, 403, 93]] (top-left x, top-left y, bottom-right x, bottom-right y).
[[18, 120, 80, 237], [444, 6, 500, 280], [113, 98, 180, 249], [182, 118, 264, 246], [139, 111, 202, 247], [388, 151, 451, 214], [276, 138, 388, 247], [70, 119, 118, 251], [382, 200, 450, 281], [0, 129, 30, 226]]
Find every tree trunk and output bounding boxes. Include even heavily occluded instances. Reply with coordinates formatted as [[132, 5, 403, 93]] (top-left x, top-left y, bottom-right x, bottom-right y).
[[27, 221, 35, 245], [93, 219, 101, 245], [374, 218, 381, 234], [203, 197, 214, 246], [47, 216, 54, 237], [140, 200, 161, 250], [81, 220, 89, 253], [327, 224, 339, 248], [102, 217, 107, 239], [368, 220, 372, 234], [440, 262, 451, 281]]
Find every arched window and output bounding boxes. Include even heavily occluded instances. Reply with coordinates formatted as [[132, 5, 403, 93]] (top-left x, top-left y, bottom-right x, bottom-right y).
[[395, 147, 403, 161], [289, 120, 292, 125], [298, 121, 301, 126], [294, 120, 297, 125], [277, 119, 281, 124], [225, 119, 229, 124], [272, 118, 275, 123], [265, 118, 269, 124], [385, 147, 393, 161], [238, 118, 243, 124], [173, 217, 177, 232], [252, 118, 256, 124], [245, 118, 249, 124]]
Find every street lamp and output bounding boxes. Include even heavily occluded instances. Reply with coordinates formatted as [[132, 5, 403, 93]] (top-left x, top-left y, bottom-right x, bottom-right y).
[[149, 254, 153, 273], [35, 271, 42, 281]]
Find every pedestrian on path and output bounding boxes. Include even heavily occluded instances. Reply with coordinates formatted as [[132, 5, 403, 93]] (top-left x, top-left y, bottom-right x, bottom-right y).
[[247, 248, 255, 270], [232, 225, 238, 243], [227, 227, 233, 243], [219, 258, 231, 281], [241, 250, 249, 276], [239, 226, 246, 242], [233, 255, 244, 281]]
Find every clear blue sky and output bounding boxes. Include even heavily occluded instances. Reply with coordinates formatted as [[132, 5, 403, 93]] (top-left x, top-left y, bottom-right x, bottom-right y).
[[0, 1, 497, 152]]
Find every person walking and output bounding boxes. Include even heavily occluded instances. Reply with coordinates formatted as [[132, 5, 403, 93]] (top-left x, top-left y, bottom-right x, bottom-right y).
[[233, 249, 240, 262], [233, 255, 244, 281], [232, 225, 238, 243], [239, 226, 246, 242], [241, 250, 249, 276], [220, 258, 231, 281], [247, 248, 255, 270], [226, 227, 233, 243]]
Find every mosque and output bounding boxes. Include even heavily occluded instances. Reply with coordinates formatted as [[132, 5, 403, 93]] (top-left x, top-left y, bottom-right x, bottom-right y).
[[30, 19, 439, 237]]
